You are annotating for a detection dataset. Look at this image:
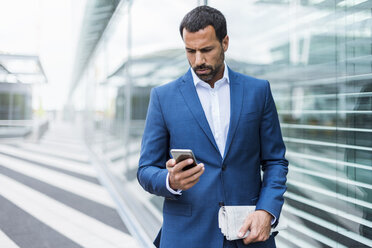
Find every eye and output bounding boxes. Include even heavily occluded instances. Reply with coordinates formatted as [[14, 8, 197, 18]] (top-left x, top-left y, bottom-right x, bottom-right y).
[[186, 49, 196, 54], [201, 48, 213, 53]]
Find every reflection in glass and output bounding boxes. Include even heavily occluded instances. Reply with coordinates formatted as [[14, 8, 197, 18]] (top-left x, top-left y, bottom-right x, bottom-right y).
[[78, 0, 372, 246]]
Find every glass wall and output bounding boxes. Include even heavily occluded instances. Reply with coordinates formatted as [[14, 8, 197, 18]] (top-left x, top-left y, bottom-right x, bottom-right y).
[[77, 0, 372, 246], [78, 0, 197, 240], [0, 83, 32, 120]]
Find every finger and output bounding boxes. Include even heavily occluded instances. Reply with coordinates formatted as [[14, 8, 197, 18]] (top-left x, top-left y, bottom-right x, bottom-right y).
[[173, 158, 194, 172], [243, 232, 257, 245], [182, 178, 200, 190], [181, 163, 204, 178], [243, 226, 259, 244], [259, 233, 270, 242], [182, 165, 205, 185], [256, 225, 270, 242], [238, 217, 252, 239], [238, 219, 251, 238]]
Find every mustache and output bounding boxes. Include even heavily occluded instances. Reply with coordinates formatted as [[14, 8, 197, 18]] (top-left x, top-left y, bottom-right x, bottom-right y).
[[193, 64, 213, 71]]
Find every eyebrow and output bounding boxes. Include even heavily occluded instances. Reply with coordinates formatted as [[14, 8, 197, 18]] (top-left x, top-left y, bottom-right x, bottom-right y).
[[185, 46, 214, 51]]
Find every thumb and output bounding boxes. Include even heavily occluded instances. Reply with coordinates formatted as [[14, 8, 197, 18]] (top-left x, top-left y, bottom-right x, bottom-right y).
[[166, 159, 176, 169]]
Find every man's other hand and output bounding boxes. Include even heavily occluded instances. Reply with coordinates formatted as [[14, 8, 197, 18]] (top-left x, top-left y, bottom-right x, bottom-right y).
[[166, 158, 204, 191], [238, 210, 272, 245]]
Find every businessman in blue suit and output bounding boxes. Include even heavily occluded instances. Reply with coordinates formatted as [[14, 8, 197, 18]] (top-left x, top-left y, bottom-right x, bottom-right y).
[[138, 6, 288, 248]]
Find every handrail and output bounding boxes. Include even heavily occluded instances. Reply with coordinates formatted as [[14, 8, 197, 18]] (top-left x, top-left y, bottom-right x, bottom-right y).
[[0, 119, 49, 140], [88, 145, 156, 248], [0, 120, 36, 126]]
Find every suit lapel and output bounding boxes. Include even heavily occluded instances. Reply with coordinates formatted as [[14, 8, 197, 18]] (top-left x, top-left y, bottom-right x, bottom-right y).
[[178, 69, 220, 155], [223, 68, 244, 160]]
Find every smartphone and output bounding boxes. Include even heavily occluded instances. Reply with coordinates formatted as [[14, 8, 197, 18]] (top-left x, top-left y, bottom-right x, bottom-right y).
[[170, 149, 198, 171]]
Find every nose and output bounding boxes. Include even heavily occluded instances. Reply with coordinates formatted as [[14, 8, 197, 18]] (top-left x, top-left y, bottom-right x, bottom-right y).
[[195, 51, 205, 66]]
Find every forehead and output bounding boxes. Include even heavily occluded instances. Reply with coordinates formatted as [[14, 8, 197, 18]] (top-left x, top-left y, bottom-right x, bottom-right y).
[[182, 25, 219, 48]]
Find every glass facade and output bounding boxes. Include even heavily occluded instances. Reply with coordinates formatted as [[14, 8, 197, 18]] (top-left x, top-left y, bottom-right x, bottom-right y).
[[76, 0, 372, 247], [0, 83, 32, 120]]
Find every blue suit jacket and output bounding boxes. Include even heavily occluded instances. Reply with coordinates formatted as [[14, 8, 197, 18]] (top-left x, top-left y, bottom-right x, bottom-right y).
[[138, 67, 288, 248]]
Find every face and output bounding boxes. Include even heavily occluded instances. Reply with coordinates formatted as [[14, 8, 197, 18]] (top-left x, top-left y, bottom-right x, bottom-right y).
[[182, 25, 229, 86]]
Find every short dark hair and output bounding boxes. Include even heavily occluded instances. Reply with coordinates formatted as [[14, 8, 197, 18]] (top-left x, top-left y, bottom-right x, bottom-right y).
[[179, 5, 227, 43]]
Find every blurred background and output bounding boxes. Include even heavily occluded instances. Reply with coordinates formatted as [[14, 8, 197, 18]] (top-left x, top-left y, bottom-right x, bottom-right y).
[[0, 0, 371, 247]]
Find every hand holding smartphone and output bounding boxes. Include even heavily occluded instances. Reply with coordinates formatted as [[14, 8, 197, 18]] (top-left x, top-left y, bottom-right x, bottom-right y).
[[170, 149, 197, 171], [168, 149, 204, 191]]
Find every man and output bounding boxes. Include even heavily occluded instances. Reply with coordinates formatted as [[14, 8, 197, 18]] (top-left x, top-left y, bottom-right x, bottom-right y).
[[137, 6, 288, 248]]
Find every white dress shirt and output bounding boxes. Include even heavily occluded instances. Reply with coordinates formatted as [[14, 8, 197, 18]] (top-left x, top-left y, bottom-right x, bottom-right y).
[[166, 62, 230, 195], [192, 62, 230, 157]]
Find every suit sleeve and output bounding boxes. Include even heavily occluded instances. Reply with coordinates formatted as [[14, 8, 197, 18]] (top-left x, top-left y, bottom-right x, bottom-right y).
[[255, 81, 288, 222], [137, 88, 179, 200]]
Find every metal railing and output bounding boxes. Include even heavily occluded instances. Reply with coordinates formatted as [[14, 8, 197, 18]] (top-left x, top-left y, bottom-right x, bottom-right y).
[[0, 119, 49, 140]]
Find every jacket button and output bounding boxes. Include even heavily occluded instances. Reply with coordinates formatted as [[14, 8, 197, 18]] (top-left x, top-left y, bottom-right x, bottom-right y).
[[222, 164, 226, 171], [219, 201, 224, 207]]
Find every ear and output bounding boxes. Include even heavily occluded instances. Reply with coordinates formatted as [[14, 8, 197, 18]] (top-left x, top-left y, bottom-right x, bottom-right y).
[[222, 35, 229, 52]]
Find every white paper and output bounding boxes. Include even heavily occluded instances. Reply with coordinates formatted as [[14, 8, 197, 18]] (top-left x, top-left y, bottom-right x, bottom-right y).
[[218, 205, 287, 241]]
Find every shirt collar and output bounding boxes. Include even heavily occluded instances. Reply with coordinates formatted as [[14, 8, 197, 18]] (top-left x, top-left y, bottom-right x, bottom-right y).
[[191, 61, 230, 87]]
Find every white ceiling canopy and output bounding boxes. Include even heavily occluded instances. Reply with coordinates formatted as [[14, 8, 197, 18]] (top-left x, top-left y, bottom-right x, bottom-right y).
[[0, 54, 47, 84], [69, 0, 121, 98]]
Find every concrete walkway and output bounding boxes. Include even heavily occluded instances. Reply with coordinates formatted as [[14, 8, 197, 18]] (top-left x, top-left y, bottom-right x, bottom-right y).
[[0, 122, 140, 248]]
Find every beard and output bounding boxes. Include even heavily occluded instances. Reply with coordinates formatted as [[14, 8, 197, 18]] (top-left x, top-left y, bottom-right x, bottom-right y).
[[193, 64, 217, 82], [192, 49, 225, 83]]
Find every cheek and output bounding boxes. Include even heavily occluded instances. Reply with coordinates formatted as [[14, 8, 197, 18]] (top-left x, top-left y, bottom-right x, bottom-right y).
[[209, 52, 223, 66], [186, 54, 195, 66]]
